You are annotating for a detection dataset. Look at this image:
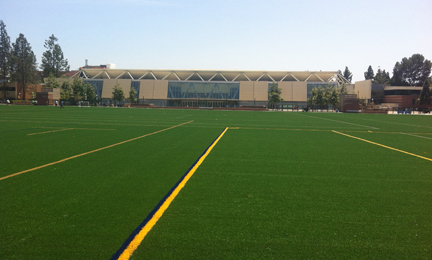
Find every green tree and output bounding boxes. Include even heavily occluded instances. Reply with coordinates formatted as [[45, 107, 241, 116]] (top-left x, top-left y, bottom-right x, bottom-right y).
[[40, 34, 69, 78], [268, 82, 282, 109], [60, 88, 70, 101], [340, 83, 348, 95], [391, 61, 404, 86], [419, 78, 431, 105], [391, 54, 431, 86], [324, 85, 332, 110], [11, 33, 37, 100], [129, 86, 137, 103], [364, 65, 374, 80], [0, 20, 11, 100], [343, 66, 352, 83], [328, 86, 340, 109], [45, 73, 60, 88], [112, 84, 125, 106], [308, 87, 317, 108], [60, 80, 71, 101], [86, 83, 96, 103], [374, 68, 391, 85], [72, 78, 87, 102], [315, 86, 325, 108]]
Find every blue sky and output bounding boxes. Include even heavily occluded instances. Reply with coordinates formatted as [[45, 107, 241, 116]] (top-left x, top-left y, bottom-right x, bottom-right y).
[[1, 0, 431, 82]]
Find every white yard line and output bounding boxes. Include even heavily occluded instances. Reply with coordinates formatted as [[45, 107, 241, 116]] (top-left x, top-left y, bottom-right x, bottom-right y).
[[299, 114, 379, 129], [342, 116, 432, 129], [401, 132, 432, 140]]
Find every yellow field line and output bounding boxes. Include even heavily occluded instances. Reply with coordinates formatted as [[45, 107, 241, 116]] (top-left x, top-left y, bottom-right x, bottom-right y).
[[116, 127, 229, 260], [332, 130, 432, 162], [0, 121, 193, 181]]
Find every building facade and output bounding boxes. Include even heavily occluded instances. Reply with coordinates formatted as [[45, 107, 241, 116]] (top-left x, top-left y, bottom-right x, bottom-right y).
[[71, 69, 349, 108]]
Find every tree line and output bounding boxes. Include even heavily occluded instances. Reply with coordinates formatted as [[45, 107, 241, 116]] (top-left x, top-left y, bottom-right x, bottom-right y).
[[307, 84, 347, 111], [363, 54, 431, 87], [0, 20, 70, 100]]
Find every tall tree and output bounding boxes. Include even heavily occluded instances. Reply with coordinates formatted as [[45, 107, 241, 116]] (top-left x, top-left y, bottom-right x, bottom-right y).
[[268, 82, 283, 109], [340, 83, 348, 95], [419, 78, 431, 105], [315, 86, 325, 108], [11, 34, 36, 100], [328, 86, 340, 109], [40, 34, 69, 78], [129, 87, 137, 103], [374, 68, 391, 85], [308, 87, 317, 107], [0, 20, 11, 100], [343, 66, 352, 83], [112, 84, 125, 106], [45, 73, 60, 88], [72, 78, 86, 102], [391, 54, 432, 86], [364, 65, 374, 80], [60, 80, 72, 101], [85, 83, 96, 103]]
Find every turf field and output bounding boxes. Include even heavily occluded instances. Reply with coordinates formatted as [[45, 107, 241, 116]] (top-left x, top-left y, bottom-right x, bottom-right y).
[[1, 105, 431, 259]]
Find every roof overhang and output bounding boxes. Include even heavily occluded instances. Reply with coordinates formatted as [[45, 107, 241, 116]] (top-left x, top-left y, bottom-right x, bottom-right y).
[[74, 69, 348, 83]]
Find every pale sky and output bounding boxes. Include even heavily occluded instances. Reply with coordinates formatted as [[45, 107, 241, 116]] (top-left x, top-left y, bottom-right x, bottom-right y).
[[1, 0, 431, 82]]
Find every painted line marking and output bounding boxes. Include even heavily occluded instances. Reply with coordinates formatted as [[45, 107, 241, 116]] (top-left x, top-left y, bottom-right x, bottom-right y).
[[300, 114, 379, 129], [401, 132, 432, 140], [27, 128, 74, 135], [112, 127, 229, 260], [27, 127, 116, 135], [224, 127, 432, 136], [332, 130, 432, 162], [0, 121, 193, 181], [342, 115, 432, 129]]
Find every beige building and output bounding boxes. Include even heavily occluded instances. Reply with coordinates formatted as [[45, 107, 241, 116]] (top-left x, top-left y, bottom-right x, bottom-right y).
[[70, 69, 352, 107]]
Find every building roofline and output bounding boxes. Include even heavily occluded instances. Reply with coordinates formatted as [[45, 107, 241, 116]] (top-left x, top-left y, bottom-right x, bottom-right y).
[[74, 68, 346, 83]]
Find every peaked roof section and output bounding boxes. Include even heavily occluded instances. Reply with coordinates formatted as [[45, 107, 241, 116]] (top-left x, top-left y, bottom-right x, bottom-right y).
[[75, 69, 350, 84]]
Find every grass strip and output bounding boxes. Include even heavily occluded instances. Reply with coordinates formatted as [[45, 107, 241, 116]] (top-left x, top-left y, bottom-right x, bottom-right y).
[[111, 127, 228, 260]]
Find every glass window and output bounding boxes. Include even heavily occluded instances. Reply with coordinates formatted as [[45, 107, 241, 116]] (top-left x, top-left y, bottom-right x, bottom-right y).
[[85, 80, 103, 100], [167, 81, 239, 100]]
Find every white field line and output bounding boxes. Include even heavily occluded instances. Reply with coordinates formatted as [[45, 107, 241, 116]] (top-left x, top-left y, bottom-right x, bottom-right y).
[[299, 114, 379, 129], [342, 116, 432, 129], [401, 132, 432, 140]]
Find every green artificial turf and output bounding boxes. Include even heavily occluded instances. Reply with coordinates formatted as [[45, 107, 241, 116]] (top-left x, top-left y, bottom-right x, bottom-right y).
[[1, 106, 431, 259]]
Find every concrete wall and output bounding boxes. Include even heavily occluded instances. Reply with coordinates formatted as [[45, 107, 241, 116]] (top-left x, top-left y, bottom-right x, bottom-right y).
[[353, 80, 372, 99], [138, 80, 168, 100], [293, 82, 307, 101], [239, 81, 254, 101], [101, 79, 132, 99], [254, 82, 269, 101], [279, 82, 293, 101], [139, 80, 154, 100], [239, 81, 268, 101], [153, 80, 168, 99], [278, 81, 307, 102], [102, 80, 116, 99]]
